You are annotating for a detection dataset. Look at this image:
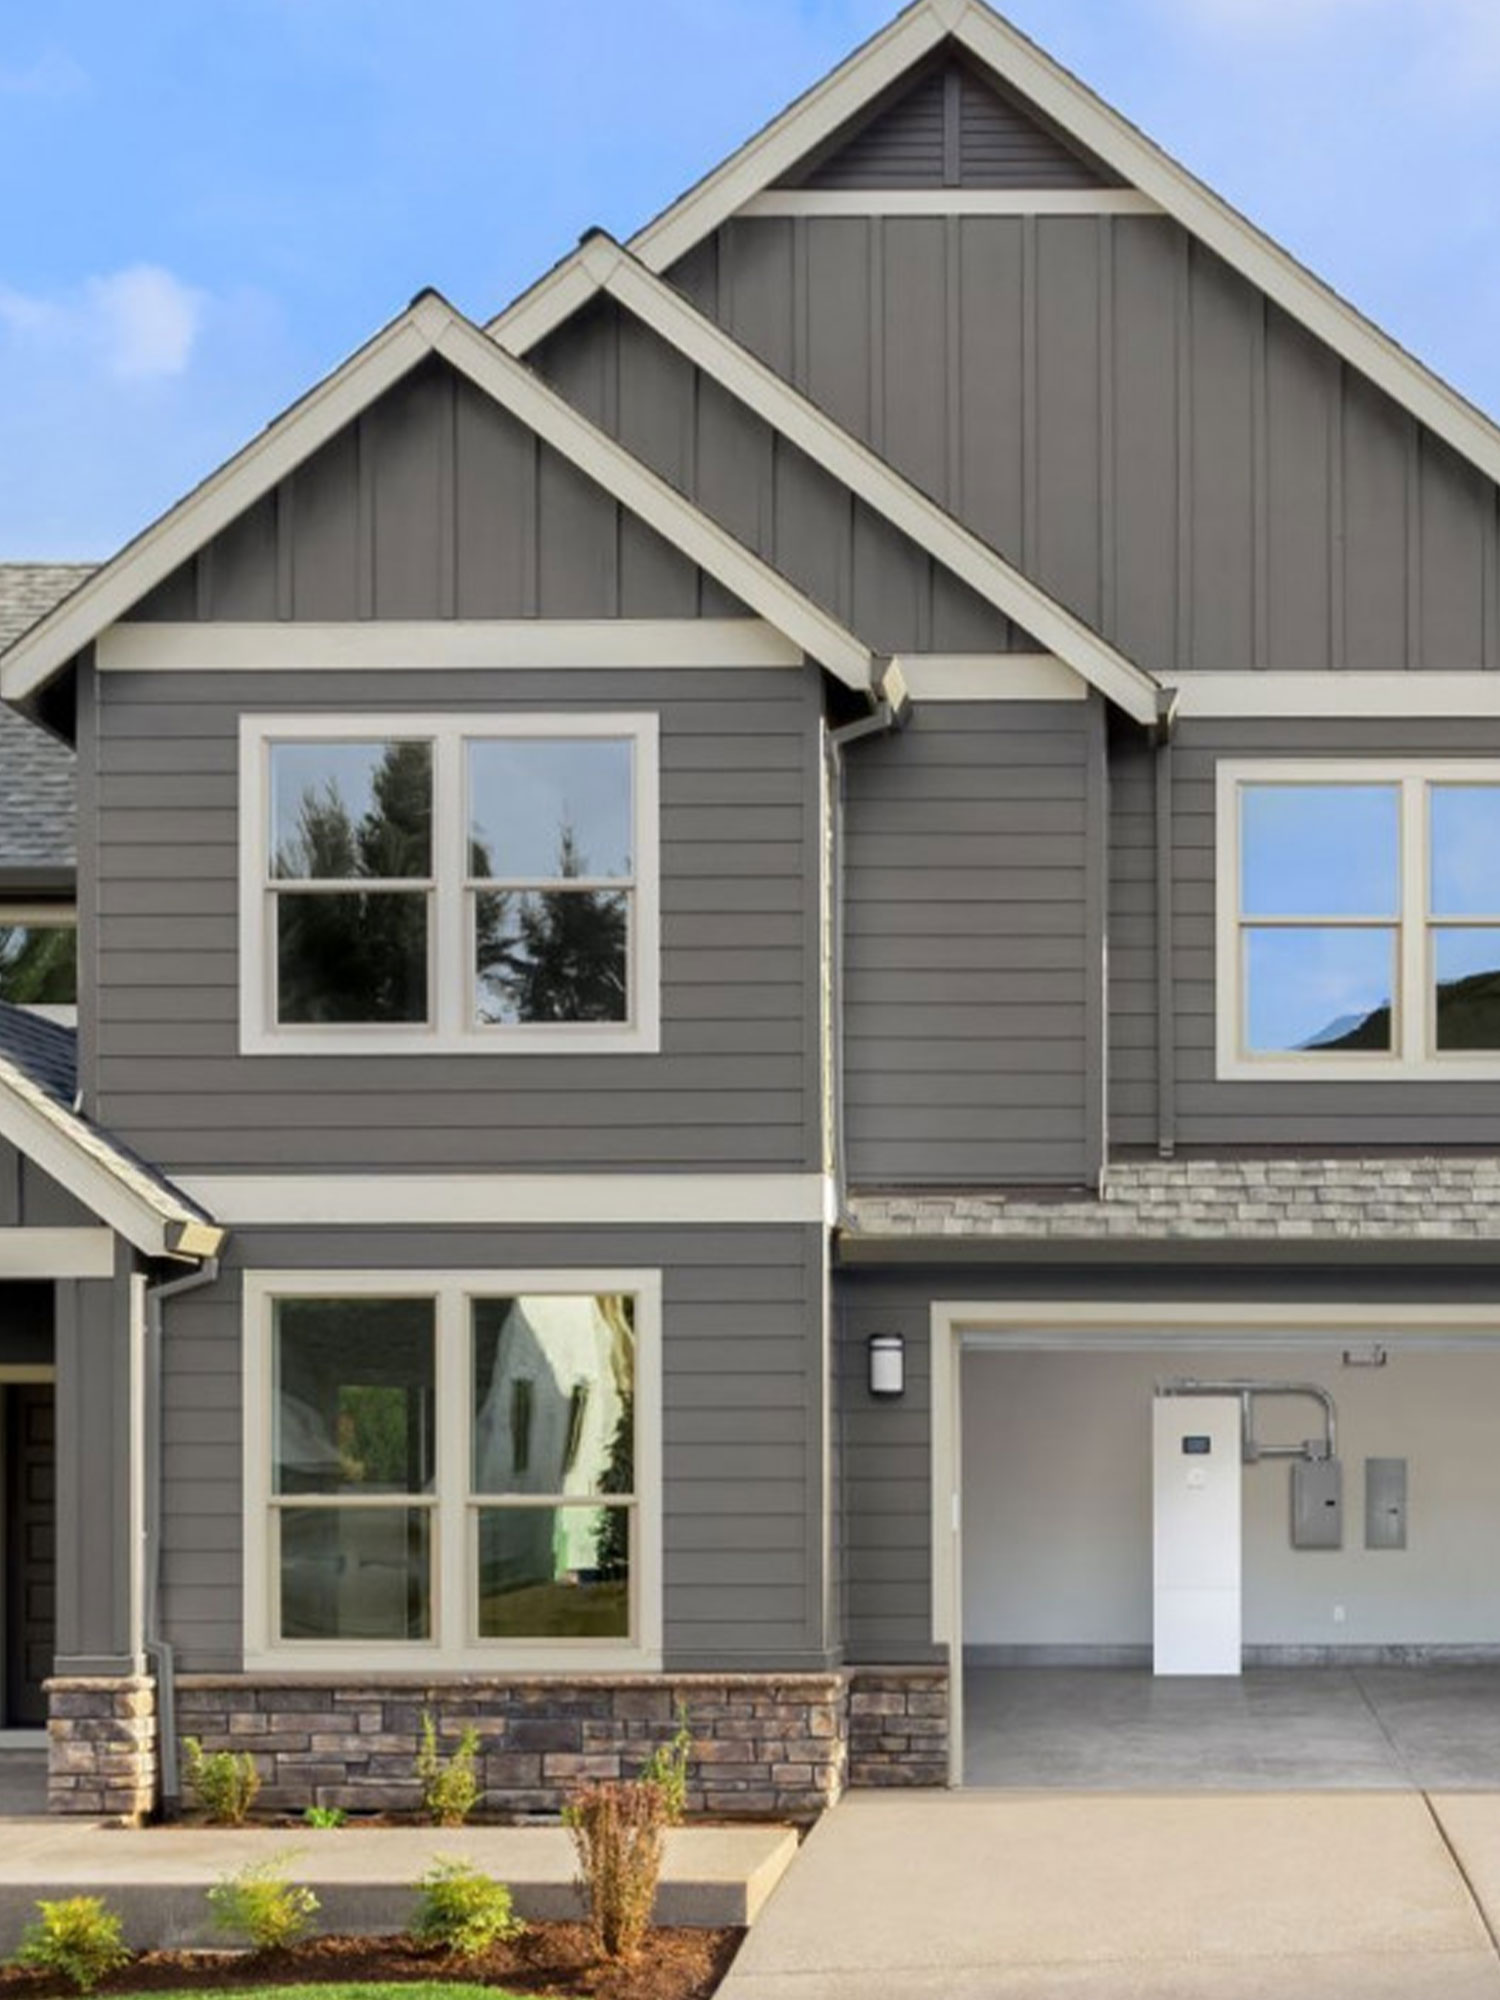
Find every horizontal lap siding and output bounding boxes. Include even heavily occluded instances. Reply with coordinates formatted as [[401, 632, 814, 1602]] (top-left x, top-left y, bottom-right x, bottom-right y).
[[162, 1225, 828, 1673], [1173, 719, 1500, 1144], [843, 700, 1094, 1186], [1108, 728, 1158, 1149], [671, 217, 1500, 678], [89, 666, 821, 1173]]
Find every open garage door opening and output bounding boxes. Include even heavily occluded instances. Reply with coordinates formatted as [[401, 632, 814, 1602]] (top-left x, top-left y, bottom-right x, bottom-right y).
[[950, 1330, 1500, 1791]]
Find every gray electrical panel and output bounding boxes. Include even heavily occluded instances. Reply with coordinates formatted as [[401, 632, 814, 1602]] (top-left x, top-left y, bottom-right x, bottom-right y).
[[1292, 1458, 1343, 1549], [1365, 1458, 1408, 1551]]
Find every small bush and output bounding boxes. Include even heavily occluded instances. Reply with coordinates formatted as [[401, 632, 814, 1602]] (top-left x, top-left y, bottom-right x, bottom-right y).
[[564, 1778, 669, 1964], [415, 1711, 482, 1827], [639, 1703, 694, 1825], [302, 1805, 348, 1830], [207, 1859, 320, 1953], [14, 1897, 131, 1994], [182, 1736, 261, 1826], [413, 1859, 524, 1959]]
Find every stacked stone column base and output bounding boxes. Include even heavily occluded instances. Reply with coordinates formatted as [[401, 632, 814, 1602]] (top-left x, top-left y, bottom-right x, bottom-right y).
[[45, 1676, 158, 1821]]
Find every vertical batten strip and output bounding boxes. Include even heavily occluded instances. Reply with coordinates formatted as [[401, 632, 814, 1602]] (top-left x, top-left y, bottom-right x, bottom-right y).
[[274, 480, 294, 623], [1484, 485, 1500, 672], [1406, 421, 1423, 671], [1098, 215, 1117, 645], [1329, 355, 1346, 670], [437, 368, 458, 622], [1022, 215, 1039, 577], [1174, 233, 1193, 675], [355, 417, 376, 621], [1251, 296, 1270, 671]]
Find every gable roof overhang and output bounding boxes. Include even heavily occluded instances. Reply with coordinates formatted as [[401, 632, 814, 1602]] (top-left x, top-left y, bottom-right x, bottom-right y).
[[497, 233, 1162, 726], [0, 1011, 223, 1262], [489, 0, 1500, 497], [0, 295, 881, 711]]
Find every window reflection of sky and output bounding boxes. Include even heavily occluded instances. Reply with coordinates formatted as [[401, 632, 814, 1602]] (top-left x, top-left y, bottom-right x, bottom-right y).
[[1241, 785, 1399, 918], [1245, 928, 1393, 1051], [468, 739, 633, 881], [1431, 788, 1500, 916], [271, 741, 425, 872]]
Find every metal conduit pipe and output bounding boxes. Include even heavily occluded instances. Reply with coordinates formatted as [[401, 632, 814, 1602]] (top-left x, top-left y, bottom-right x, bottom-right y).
[[1157, 1378, 1337, 1464], [143, 1257, 220, 1815]]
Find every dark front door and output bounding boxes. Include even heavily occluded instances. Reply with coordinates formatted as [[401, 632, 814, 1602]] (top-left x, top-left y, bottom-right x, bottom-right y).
[[4, 1386, 55, 1727]]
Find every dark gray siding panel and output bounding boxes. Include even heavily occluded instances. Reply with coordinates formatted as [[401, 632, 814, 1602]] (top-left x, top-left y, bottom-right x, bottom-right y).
[[532, 302, 1021, 656], [127, 360, 729, 627], [162, 1225, 830, 1674], [843, 699, 1096, 1187], [783, 57, 1119, 192], [55, 1246, 135, 1676], [1143, 719, 1500, 1146], [86, 665, 823, 1175], [671, 217, 1500, 677], [0, 1139, 98, 1230], [1107, 726, 1159, 1150]]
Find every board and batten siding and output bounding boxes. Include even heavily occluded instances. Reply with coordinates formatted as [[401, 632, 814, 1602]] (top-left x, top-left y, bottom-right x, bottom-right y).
[[83, 663, 822, 1173], [528, 300, 1021, 656], [668, 215, 1500, 677], [842, 696, 1102, 1188], [1112, 718, 1500, 1150], [161, 1225, 831, 1675]]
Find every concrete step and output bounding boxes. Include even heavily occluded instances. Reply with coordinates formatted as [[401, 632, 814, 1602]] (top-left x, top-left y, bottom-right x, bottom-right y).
[[0, 1821, 798, 1948]]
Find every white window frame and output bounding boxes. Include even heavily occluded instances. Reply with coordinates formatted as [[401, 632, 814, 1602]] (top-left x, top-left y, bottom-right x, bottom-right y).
[[1216, 759, 1500, 1082], [242, 1267, 664, 1674], [0, 902, 78, 1027], [238, 712, 661, 1056]]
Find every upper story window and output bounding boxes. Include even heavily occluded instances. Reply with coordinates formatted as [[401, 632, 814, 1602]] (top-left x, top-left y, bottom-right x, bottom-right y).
[[0, 904, 78, 1025], [1216, 761, 1500, 1080], [239, 714, 660, 1056]]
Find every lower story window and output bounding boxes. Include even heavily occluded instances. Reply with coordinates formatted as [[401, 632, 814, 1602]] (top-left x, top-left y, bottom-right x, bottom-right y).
[[246, 1270, 661, 1670]]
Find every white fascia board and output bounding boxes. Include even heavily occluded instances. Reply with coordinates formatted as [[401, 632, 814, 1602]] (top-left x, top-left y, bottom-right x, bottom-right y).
[[741, 189, 1159, 218], [950, 5, 1500, 491], [423, 305, 876, 694], [487, 0, 948, 346], [894, 655, 1085, 702], [174, 1173, 834, 1229], [1165, 672, 1500, 720], [0, 1060, 216, 1258], [98, 620, 803, 675], [557, 242, 1158, 724], [0, 313, 433, 706], [0, 1229, 116, 1280]]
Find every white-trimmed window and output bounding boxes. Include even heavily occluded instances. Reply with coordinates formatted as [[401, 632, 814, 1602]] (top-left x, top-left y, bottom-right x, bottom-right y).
[[242, 1269, 662, 1673], [0, 903, 77, 1025], [238, 714, 660, 1055], [1217, 760, 1500, 1080]]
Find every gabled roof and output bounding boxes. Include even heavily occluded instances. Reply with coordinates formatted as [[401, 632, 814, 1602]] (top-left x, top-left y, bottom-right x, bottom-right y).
[[497, 233, 1162, 726], [490, 0, 1500, 496], [0, 1003, 223, 1260], [0, 295, 880, 707], [0, 568, 91, 877]]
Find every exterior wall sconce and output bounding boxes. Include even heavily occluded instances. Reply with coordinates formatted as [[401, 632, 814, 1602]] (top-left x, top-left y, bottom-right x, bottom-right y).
[[868, 1333, 906, 1399]]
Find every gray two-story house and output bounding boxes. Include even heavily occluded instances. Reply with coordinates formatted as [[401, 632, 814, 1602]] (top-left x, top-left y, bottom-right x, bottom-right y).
[[5, 0, 1500, 1818]]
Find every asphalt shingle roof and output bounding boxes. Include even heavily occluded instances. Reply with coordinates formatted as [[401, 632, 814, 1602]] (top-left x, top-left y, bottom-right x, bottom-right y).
[[0, 564, 93, 876], [0, 999, 76, 1108]]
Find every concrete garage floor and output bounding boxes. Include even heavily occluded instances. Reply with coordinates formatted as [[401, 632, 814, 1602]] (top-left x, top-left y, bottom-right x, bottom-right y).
[[965, 1665, 1500, 1790]]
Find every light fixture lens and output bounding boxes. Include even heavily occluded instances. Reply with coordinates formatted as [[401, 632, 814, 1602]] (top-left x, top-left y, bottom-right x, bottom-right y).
[[869, 1333, 905, 1398]]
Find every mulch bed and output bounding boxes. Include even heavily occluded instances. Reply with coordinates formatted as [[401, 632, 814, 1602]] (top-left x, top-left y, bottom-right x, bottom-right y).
[[0, 1928, 744, 2000]]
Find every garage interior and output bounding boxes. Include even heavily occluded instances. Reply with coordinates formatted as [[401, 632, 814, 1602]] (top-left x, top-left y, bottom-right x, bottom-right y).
[[959, 1340, 1500, 1790]]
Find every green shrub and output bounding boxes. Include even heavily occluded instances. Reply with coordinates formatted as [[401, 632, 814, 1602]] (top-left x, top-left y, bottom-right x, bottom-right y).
[[14, 1896, 131, 1993], [207, 1859, 320, 1953], [413, 1859, 524, 1959], [564, 1778, 668, 1964], [639, 1703, 694, 1825], [182, 1736, 261, 1826], [302, 1805, 348, 1830], [415, 1712, 482, 1827]]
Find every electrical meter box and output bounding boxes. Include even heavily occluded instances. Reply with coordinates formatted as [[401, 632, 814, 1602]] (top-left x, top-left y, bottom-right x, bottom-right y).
[[1365, 1458, 1408, 1551], [1291, 1457, 1343, 1549]]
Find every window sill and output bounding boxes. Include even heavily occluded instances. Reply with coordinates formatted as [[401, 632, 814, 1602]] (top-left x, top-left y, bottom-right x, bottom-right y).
[[239, 1025, 661, 1058], [242, 1645, 663, 1676], [1217, 1054, 1500, 1084]]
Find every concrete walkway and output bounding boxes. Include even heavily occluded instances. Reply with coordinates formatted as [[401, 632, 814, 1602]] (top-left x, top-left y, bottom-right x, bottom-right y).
[[0, 1821, 796, 1951], [720, 1790, 1500, 1999]]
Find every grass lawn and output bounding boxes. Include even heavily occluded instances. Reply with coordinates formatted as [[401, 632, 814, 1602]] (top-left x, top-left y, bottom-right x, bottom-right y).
[[152, 1989, 521, 2000]]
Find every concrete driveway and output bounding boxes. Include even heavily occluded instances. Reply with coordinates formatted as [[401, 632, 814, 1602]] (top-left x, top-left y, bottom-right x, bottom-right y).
[[721, 1790, 1500, 1998]]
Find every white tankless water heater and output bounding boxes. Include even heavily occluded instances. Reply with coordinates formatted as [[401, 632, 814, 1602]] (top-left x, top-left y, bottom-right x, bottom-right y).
[[1152, 1394, 1242, 1677]]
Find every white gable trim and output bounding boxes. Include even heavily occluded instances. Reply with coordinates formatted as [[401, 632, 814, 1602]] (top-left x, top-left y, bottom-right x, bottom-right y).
[[2, 297, 877, 705], [96, 620, 804, 675], [489, 0, 1500, 494], [895, 655, 1085, 702], [497, 237, 1160, 725]]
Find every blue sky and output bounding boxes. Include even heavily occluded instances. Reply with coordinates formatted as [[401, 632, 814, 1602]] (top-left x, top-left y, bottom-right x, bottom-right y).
[[3, 0, 1500, 558]]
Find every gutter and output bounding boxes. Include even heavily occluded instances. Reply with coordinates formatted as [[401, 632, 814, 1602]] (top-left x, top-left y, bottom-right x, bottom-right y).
[[143, 1254, 221, 1815]]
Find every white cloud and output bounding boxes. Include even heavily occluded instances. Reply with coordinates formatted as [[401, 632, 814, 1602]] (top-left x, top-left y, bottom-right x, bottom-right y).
[[0, 265, 206, 383], [0, 49, 89, 97]]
